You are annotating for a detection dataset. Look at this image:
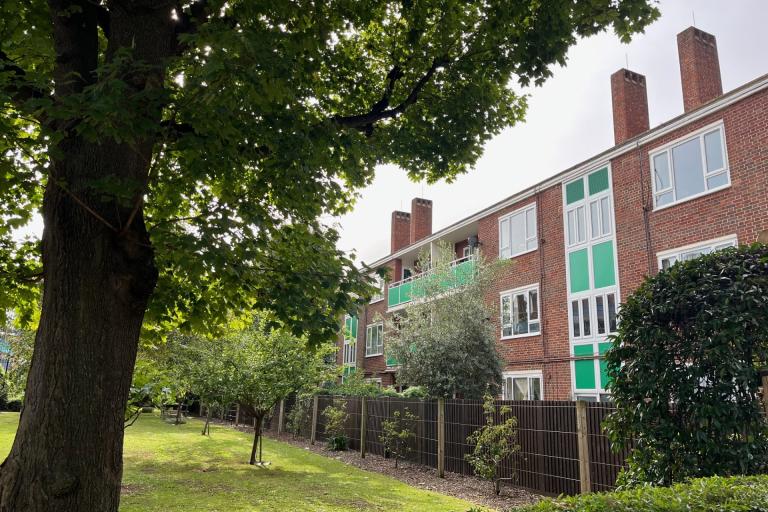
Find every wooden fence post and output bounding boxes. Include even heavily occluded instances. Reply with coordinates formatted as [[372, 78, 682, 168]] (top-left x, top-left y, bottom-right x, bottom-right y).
[[235, 404, 240, 427], [277, 399, 285, 435], [360, 397, 367, 458], [310, 395, 319, 445], [575, 400, 591, 494], [437, 398, 445, 478]]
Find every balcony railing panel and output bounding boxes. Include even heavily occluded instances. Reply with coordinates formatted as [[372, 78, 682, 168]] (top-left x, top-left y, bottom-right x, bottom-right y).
[[387, 256, 476, 308]]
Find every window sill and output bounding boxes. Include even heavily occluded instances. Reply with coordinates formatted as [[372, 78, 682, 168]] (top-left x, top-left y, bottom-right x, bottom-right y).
[[499, 246, 538, 261], [500, 331, 541, 340], [365, 353, 383, 358], [369, 297, 384, 304], [652, 182, 731, 213]]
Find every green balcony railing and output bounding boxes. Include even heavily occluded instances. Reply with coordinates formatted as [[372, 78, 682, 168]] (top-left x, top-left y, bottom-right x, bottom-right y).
[[387, 256, 476, 308]]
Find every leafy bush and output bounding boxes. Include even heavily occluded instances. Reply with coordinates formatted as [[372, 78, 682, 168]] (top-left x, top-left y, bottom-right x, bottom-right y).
[[322, 400, 349, 451], [605, 244, 768, 487], [514, 475, 768, 512], [465, 394, 519, 495], [286, 396, 312, 438], [380, 408, 418, 468], [4, 399, 22, 412], [400, 386, 428, 399]]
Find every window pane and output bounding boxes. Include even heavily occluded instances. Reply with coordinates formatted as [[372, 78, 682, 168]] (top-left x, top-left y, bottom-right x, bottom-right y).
[[577, 206, 585, 243], [596, 296, 605, 334], [581, 298, 591, 336], [572, 300, 581, 337], [513, 378, 528, 400], [656, 191, 673, 207], [528, 290, 539, 320], [514, 293, 528, 335], [590, 201, 600, 238], [600, 197, 611, 235], [502, 326, 513, 337], [704, 130, 724, 173], [576, 395, 598, 402], [567, 210, 576, 245], [529, 321, 540, 334], [653, 153, 671, 190], [607, 294, 617, 332], [500, 218, 510, 257], [501, 295, 511, 324], [526, 208, 536, 239], [672, 138, 705, 200], [531, 378, 542, 400], [661, 256, 676, 270], [510, 212, 527, 255], [707, 173, 728, 189]]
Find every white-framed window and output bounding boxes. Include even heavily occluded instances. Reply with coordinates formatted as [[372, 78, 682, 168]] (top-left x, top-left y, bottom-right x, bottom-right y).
[[650, 123, 729, 209], [365, 323, 384, 357], [343, 315, 357, 366], [657, 234, 737, 270], [500, 285, 540, 338], [364, 377, 382, 387], [370, 274, 384, 303], [462, 245, 471, 259], [570, 291, 618, 339], [499, 204, 537, 259], [566, 196, 612, 247], [502, 371, 543, 400]]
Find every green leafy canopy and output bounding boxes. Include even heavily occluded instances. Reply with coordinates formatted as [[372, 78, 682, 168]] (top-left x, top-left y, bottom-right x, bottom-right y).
[[1, 0, 660, 342]]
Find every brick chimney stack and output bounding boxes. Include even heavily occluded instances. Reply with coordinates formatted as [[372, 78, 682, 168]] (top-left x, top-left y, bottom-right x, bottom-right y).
[[611, 68, 650, 144], [677, 27, 723, 112], [410, 198, 433, 244], [391, 211, 411, 253]]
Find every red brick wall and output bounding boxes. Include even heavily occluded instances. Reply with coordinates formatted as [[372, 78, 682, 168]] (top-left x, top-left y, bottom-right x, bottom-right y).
[[614, 87, 768, 299]]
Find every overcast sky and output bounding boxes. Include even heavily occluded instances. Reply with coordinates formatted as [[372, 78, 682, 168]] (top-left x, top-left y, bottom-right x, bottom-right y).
[[335, 0, 768, 265]]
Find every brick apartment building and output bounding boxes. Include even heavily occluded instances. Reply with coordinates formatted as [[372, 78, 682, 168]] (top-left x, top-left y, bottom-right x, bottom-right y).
[[337, 27, 768, 401]]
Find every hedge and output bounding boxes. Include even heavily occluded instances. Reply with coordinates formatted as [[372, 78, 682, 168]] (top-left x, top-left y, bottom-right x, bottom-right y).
[[513, 475, 768, 512]]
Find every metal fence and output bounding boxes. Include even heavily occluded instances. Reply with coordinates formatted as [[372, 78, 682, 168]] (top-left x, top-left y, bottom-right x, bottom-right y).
[[216, 395, 628, 497]]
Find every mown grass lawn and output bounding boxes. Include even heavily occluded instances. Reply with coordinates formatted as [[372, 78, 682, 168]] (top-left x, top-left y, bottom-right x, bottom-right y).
[[0, 412, 481, 511]]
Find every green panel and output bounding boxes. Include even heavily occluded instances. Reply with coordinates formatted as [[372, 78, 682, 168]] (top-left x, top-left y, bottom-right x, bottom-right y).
[[386, 354, 398, 367], [588, 167, 610, 195], [399, 281, 412, 304], [565, 179, 585, 204], [453, 258, 475, 286], [575, 359, 596, 390], [351, 316, 358, 337], [598, 342, 612, 356], [573, 344, 594, 357], [387, 285, 399, 307], [592, 241, 616, 288], [569, 249, 590, 293], [599, 359, 611, 390]]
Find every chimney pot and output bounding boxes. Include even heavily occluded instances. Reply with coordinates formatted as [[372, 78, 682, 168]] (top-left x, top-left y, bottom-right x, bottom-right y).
[[611, 68, 650, 144], [677, 27, 723, 112], [410, 198, 433, 244]]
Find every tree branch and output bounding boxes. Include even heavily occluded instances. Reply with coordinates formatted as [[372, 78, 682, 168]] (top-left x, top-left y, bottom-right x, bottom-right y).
[[333, 57, 447, 130], [0, 49, 48, 106]]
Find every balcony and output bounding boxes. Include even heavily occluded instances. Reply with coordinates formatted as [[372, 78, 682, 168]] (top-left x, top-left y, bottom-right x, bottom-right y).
[[387, 256, 476, 309]]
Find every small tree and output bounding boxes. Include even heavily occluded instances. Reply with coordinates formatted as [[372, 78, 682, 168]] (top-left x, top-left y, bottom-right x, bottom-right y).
[[465, 394, 520, 495], [605, 244, 768, 487], [322, 399, 349, 451], [387, 244, 506, 398], [286, 393, 313, 439], [224, 319, 334, 465], [380, 408, 418, 468]]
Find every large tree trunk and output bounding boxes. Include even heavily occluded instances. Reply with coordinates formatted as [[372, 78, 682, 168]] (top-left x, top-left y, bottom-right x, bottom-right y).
[[0, 3, 176, 511]]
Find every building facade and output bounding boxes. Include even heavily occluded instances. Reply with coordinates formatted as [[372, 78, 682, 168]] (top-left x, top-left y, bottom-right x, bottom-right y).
[[336, 27, 768, 401]]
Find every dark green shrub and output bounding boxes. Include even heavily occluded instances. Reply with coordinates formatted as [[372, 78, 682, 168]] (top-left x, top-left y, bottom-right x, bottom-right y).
[[400, 386, 428, 399], [514, 475, 768, 512], [5, 399, 22, 412], [605, 244, 768, 487]]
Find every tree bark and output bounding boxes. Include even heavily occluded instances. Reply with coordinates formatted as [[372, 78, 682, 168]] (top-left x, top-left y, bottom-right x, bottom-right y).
[[175, 400, 183, 425], [250, 415, 264, 465], [0, 3, 177, 511], [202, 407, 211, 436]]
